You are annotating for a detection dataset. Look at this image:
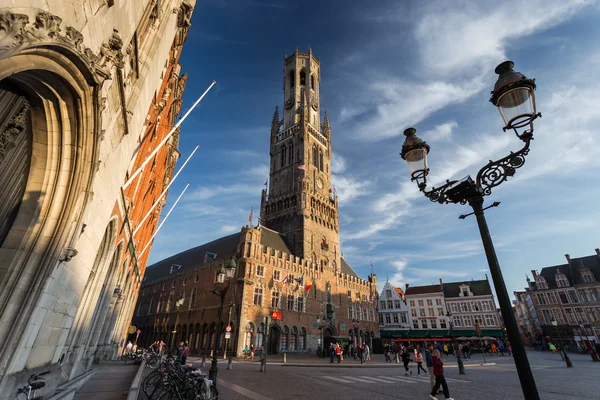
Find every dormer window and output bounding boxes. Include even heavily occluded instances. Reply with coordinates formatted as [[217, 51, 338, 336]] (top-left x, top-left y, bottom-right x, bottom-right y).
[[581, 269, 595, 283], [458, 284, 473, 297], [535, 277, 548, 289], [556, 273, 569, 288]]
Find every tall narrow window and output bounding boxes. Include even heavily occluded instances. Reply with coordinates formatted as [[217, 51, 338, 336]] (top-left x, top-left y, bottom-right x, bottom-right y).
[[311, 75, 315, 90], [281, 146, 287, 168], [289, 70, 295, 88], [288, 142, 294, 164], [312, 146, 318, 168], [319, 150, 324, 172], [300, 70, 306, 86]]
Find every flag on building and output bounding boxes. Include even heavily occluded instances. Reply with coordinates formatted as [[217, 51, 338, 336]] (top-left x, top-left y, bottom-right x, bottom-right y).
[[249, 206, 253, 224], [203, 252, 217, 263], [294, 275, 303, 285], [297, 164, 306, 171], [333, 187, 337, 194], [264, 180, 268, 187], [282, 274, 289, 287], [305, 279, 313, 291]]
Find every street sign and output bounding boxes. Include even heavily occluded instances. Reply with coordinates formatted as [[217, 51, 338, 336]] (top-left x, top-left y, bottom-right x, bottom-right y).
[[271, 311, 283, 321], [225, 332, 231, 339], [225, 325, 232, 332], [340, 323, 346, 331]]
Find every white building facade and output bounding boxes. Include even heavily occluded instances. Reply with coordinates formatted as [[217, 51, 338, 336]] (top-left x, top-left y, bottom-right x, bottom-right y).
[[378, 282, 410, 331], [405, 282, 449, 331], [443, 278, 502, 335]]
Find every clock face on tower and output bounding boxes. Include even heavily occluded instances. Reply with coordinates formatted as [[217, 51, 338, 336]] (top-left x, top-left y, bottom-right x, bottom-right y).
[[316, 178, 323, 189]]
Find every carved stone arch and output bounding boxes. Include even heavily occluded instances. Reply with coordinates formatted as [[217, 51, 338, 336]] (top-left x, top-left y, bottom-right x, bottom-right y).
[[0, 14, 104, 375]]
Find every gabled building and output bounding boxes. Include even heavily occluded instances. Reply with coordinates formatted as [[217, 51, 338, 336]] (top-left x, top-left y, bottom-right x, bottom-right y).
[[528, 250, 600, 352], [378, 281, 410, 336], [443, 277, 503, 339]]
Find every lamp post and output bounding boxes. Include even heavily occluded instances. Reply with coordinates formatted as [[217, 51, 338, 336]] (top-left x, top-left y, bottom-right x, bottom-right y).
[[551, 318, 573, 367], [447, 311, 465, 374], [399, 61, 541, 400], [208, 258, 237, 387]]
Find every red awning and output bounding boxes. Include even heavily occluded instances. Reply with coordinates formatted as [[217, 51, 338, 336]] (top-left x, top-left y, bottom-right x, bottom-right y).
[[392, 338, 452, 342]]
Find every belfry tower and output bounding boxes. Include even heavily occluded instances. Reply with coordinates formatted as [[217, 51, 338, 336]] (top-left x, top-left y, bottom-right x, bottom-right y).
[[260, 49, 341, 274]]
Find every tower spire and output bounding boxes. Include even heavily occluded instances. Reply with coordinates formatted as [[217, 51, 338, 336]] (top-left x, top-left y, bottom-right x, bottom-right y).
[[271, 106, 280, 136], [322, 111, 331, 137]]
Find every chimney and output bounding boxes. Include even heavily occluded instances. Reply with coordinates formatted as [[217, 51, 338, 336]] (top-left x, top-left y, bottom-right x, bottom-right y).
[[439, 278, 443, 285], [531, 270, 538, 278], [595, 248, 600, 257], [405, 283, 410, 293], [565, 254, 571, 264]]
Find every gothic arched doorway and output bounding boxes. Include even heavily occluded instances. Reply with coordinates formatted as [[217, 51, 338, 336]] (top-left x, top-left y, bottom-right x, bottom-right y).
[[268, 324, 281, 355]]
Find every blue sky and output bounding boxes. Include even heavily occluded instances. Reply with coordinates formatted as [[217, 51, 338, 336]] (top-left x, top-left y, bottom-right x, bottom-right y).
[[147, 0, 600, 299]]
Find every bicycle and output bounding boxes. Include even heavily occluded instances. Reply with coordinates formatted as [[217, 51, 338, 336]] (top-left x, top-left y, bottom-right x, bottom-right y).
[[142, 356, 218, 399], [15, 371, 50, 400]]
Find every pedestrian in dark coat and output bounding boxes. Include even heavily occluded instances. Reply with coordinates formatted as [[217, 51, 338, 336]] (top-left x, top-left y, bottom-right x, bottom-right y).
[[430, 350, 454, 400]]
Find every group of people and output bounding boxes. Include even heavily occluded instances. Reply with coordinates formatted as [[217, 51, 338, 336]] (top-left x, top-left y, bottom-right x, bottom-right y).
[[395, 344, 455, 400], [242, 344, 256, 359]]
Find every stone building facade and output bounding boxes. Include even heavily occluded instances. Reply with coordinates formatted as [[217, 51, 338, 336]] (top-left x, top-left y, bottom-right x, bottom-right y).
[[0, 1, 195, 397], [527, 250, 600, 352], [132, 49, 380, 357]]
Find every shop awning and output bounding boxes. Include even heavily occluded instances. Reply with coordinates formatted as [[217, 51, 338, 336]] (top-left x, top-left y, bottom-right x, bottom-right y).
[[380, 329, 409, 339]]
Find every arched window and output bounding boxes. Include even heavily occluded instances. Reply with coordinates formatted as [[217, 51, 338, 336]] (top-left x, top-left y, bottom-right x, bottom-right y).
[[281, 146, 287, 167], [311, 75, 315, 90], [281, 325, 289, 351], [300, 70, 306, 86], [319, 150, 324, 172], [299, 327, 306, 351], [290, 326, 298, 351], [289, 70, 295, 88], [288, 142, 294, 164], [312, 146, 318, 168], [147, 297, 153, 315], [189, 288, 196, 310], [244, 323, 254, 349], [256, 323, 265, 348]]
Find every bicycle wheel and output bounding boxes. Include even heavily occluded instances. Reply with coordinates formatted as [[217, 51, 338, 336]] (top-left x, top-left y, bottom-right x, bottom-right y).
[[210, 385, 218, 400], [142, 371, 163, 397]]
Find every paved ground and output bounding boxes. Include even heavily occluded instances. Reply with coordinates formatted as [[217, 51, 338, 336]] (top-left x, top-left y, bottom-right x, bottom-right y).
[[201, 350, 600, 400], [75, 361, 138, 400]]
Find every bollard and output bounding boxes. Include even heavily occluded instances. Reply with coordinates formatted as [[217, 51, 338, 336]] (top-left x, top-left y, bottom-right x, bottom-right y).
[[201, 356, 206, 368], [283, 352, 287, 363], [227, 356, 233, 370]]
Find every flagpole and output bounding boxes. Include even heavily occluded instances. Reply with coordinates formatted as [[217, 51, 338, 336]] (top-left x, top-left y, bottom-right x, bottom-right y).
[[123, 81, 216, 190], [132, 145, 199, 236], [138, 182, 190, 258]]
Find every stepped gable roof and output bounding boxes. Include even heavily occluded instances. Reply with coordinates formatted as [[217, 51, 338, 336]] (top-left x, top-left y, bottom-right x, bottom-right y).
[[259, 226, 292, 254], [537, 254, 600, 289], [143, 232, 241, 283], [405, 284, 443, 296], [341, 257, 360, 279], [443, 279, 492, 298]]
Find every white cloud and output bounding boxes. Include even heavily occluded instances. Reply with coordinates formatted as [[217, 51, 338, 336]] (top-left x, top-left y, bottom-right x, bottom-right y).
[[389, 259, 408, 288], [331, 174, 371, 205], [218, 224, 240, 235], [422, 121, 458, 142], [331, 152, 347, 174], [186, 184, 257, 201]]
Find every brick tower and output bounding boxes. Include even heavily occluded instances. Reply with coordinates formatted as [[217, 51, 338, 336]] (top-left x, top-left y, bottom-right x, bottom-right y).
[[260, 49, 341, 274]]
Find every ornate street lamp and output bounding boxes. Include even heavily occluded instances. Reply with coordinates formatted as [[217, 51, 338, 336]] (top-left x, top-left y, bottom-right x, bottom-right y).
[[209, 258, 237, 387], [551, 317, 573, 368], [400, 61, 540, 400], [446, 310, 465, 374]]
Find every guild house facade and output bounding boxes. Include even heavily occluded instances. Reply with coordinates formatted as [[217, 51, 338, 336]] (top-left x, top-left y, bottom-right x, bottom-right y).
[[0, 1, 196, 398], [132, 49, 379, 357]]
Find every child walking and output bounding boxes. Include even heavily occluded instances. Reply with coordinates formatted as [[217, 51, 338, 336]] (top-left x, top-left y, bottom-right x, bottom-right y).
[[414, 348, 428, 375]]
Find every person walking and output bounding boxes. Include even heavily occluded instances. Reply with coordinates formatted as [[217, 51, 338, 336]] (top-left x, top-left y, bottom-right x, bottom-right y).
[[384, 344, 392, 362], [430, 349, 454, 400], [442, 343, 449, 357], [401, 348, 412, 375], [335, 343, 342, 363], [358, 344, 364, 364], [414, 348, 428, 375], [329, 344, 335, 363], [125, 341, 133, 354], [365, 344, 371, 361], [250, 344, 255, 360], [181, 342, 190, 365], [425, 344, 437, 394]]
